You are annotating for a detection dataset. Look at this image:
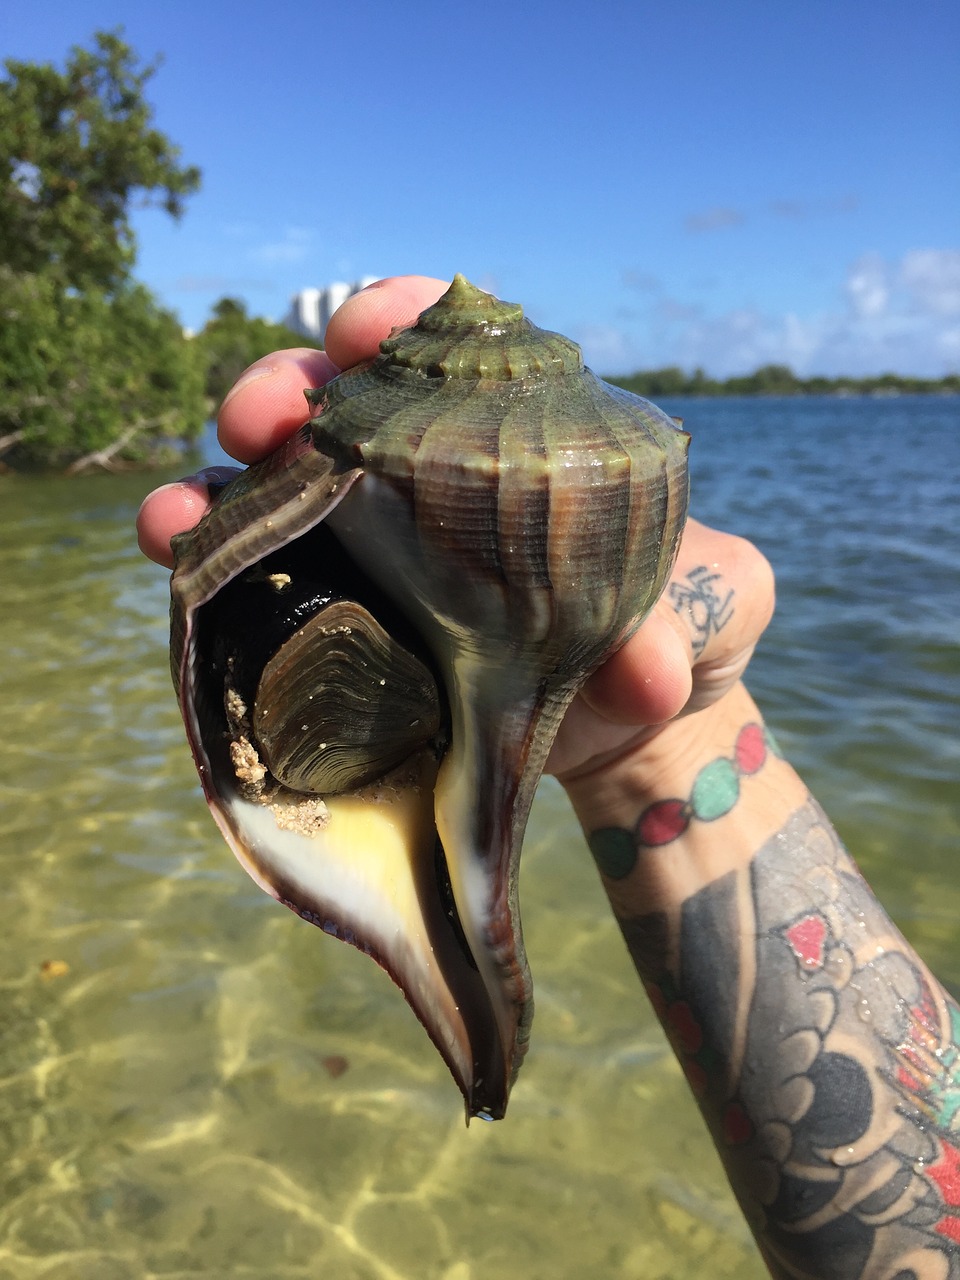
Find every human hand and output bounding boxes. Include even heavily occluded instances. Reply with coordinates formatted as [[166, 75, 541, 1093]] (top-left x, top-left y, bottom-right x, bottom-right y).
[[137, 275, 774, 783], [548, 518, 773, 781], [136, 276, 451, 565]]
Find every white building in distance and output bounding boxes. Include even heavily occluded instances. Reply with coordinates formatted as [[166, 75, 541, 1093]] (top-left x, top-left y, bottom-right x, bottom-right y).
[[283, 277, 379, 344]]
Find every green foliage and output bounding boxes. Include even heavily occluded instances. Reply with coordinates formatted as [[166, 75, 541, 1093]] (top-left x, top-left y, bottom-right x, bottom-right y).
[[0, 31, 204, 470], [609, 365, 960, 398], [194, 298, 316, 408], [623, 365, 690, 397], [0, 267, 206, 469], [0, 30, 200, 291], [724, 364, 797, 395]]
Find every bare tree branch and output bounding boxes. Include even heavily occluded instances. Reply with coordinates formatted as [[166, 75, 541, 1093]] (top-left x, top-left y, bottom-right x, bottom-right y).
[[65, 413, 176, 474]]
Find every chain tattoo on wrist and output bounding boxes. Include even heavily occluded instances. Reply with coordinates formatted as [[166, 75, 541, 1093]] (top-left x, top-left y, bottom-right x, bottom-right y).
[[588, 723, 781, 878]]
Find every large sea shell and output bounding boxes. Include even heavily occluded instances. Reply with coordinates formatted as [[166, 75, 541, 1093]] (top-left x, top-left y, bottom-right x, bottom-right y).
[[170, 276, 689, 1118]]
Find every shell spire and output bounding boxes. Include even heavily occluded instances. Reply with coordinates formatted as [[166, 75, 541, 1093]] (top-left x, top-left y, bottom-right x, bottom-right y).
[[377, 274, 583, 381]]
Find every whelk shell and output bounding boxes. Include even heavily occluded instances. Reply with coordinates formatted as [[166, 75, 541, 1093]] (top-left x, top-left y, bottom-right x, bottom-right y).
[[170, 276, 690, 1119]]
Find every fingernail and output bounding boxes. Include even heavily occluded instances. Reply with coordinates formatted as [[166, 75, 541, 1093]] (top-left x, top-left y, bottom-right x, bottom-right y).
[[176, 466, 240, 499], [219, 362, 276, 412], [196, 466, 240, 498]]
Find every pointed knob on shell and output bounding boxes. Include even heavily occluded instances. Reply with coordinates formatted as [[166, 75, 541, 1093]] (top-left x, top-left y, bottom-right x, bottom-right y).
[[377, 274, 583, 381]]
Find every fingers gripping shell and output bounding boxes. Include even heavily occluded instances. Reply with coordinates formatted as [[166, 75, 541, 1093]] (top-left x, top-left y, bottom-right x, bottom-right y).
[[170, 276, 690, 1120]]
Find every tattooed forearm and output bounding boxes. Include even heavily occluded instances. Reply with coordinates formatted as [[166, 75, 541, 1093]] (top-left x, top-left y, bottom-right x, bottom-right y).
[[669, 563, 735, 658], [613, 798, 960, 1279]]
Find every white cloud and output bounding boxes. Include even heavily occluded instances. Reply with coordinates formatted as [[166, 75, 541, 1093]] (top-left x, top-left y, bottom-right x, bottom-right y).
[[622, 269, 662, 292], [770, 194, 860, 219], [173, 274, 271, 293], [656, 298, 702, 323], [845, 253, 889, 319], [575, 324, 650, 373], [249, 226, 314, 265], [685, 206, 747, 233], [940, 327, 960, 360], [593, 248, 960, 377], [899, 249, 960, 317]]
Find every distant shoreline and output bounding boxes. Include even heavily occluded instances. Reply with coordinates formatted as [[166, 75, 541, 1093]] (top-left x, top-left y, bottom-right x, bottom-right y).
[[606, 367, 960, 399]]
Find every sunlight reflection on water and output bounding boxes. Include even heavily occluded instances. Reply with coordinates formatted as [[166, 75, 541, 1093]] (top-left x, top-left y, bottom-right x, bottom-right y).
[[0, 398, 956, 1278]]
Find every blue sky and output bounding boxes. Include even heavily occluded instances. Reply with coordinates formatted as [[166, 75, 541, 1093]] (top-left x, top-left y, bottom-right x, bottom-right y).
[[3, 0, 959, 376]]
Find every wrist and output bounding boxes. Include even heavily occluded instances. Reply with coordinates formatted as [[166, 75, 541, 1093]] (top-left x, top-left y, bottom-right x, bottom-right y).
[[562, 681, 760, 826], [562, 682, 808, 915]]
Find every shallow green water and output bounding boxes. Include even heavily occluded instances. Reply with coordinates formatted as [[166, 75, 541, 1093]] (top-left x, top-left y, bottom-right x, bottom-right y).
[[0, 398, 957, 1278]]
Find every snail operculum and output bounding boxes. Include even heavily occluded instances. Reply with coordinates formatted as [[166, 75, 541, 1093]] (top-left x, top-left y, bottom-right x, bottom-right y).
[[198, 523, 447, 803], [253, 597, 443, 796]]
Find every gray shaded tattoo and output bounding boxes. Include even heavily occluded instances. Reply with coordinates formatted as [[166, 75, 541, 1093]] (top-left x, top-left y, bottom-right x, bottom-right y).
[[617, 799, 960, 1279], [669, 564, 735, 657]]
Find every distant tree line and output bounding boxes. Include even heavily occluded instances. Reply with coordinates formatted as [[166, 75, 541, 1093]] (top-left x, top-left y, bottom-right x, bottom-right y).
[[608, 363, 960, 399]]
